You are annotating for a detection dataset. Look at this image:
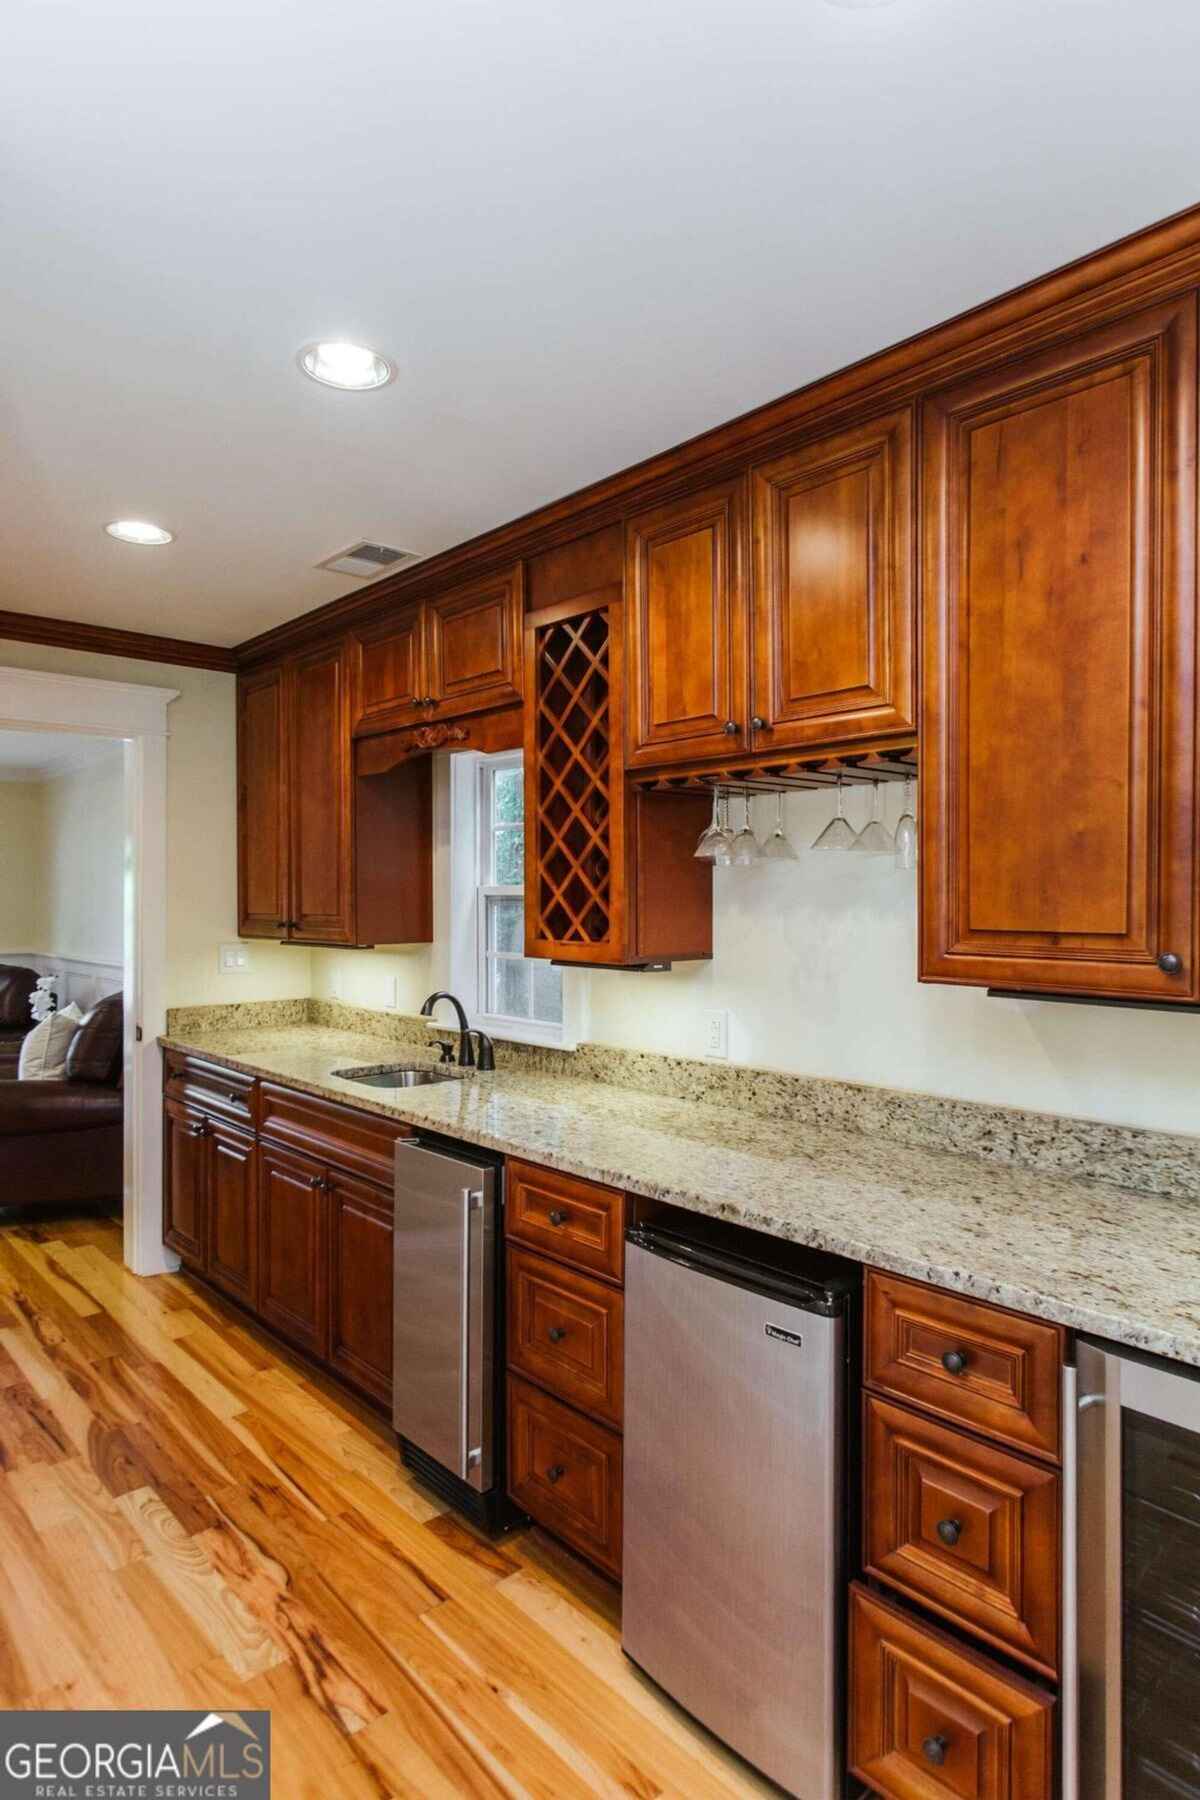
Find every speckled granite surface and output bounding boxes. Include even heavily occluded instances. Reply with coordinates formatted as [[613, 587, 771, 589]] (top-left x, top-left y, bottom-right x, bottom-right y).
[[161, 1021, 1200, 1368], [165, 999, 1200, 1199]]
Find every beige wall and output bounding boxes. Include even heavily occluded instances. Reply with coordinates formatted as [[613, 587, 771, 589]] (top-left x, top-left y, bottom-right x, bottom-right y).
[[314, 774, 1200, 1135], [0, 640, 309, 1006], [0, 780, 45, 948], [39, 749, 124, 964]]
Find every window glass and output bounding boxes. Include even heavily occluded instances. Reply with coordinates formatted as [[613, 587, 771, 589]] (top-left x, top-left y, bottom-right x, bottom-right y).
[[478, 759, 561, 1031]]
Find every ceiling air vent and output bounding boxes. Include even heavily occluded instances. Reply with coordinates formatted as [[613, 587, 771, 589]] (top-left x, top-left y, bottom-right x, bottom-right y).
[[316, 541, 420, 580]]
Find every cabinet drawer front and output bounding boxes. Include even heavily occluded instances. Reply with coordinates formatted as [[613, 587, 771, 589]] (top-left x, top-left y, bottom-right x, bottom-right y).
[[507, 1375, 622, 1577], [864, 1396, 1059, 1675], [849, 1584, 1054, 1800], [164, 1051, 258, 1129], [259, 1081, 408, 1187], [506, 1158, 625, 1281], [866, 1271, 1063, 1462], [507, 1248, 624, 1427]]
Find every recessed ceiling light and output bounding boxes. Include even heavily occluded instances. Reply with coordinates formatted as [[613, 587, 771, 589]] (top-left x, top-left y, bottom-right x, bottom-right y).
[[298, 341, 395, 391], [105, 519, 173, 546]]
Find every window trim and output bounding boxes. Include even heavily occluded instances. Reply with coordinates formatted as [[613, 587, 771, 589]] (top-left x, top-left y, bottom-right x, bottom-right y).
[[448, 749, 584, 1050]]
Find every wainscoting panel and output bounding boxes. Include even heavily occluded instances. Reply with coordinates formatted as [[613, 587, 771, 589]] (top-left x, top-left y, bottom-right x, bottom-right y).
[[0, 951, 123, 1015]]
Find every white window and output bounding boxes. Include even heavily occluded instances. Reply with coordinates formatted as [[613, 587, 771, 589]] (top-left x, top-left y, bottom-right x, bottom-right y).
[[449, 750, 578, 1048]]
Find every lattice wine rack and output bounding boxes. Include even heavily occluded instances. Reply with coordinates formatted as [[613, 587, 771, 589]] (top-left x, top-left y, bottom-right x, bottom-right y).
[[528, 602, 618, 954]]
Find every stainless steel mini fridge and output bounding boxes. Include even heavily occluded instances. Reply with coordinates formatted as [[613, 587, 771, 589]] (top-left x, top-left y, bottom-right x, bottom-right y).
[[622, 1215, 858, 1799]]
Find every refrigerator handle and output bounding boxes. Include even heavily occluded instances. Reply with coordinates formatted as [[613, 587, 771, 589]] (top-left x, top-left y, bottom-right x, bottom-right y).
[[459, 1186, 473, 1478]]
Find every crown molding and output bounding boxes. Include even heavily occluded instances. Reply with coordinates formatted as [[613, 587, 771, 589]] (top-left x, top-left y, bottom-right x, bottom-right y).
[[0, 608, 236, 673]]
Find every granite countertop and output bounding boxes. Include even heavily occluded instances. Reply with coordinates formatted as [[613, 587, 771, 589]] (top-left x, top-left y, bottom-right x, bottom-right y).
[[160, 1024, 1200, 1367]]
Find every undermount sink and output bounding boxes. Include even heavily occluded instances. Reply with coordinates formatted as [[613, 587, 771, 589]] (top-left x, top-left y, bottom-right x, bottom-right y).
[[331, 1064, 464, 1089]]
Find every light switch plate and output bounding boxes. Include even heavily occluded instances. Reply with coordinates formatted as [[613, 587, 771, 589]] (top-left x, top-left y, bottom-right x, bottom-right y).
[[219, 943, 249, 974], [703, 1009, 729, 1059]]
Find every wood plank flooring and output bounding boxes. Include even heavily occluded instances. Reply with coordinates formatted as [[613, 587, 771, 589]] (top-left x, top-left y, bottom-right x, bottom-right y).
[[0, 1214, 781, 1798]]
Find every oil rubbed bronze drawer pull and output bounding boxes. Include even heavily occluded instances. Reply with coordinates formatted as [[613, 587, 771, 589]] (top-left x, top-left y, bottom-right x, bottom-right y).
[[922, 1735, 949, 1767], [548, 1326, 568, 1343], [936, 1517, 962, 1547], [548, 1209, 569, 1227], [546, 1464, 566, 1484], [941, 1348, 968, 1375]]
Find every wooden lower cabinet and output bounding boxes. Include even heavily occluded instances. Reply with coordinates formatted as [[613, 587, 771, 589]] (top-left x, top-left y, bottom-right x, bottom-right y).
[[328, 1171, 394, 1406], [206, 1118, 258, 1307], [849, 1584, 1054, 1800], [864, 1394, 1059, 1676], [507, 1246, 624, 1428], [257, 1142, 330, 1362], [508, 1374, 623, 1578], [163, 1097, 209, 1270]]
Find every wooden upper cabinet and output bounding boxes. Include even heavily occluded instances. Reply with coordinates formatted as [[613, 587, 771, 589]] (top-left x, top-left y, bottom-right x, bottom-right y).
[[288, 640, 354, 945], [350, 601, 425, 734], [237, 664, 289, 938], [625, 477, 749, 766], [921, 295, 1199, 1001], [425, 565, 524, 719], [750, 406, 914, 750]]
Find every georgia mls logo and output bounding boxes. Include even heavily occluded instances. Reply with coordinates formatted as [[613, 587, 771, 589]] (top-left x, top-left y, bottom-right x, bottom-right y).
[[0, 1708, 270, 1797]]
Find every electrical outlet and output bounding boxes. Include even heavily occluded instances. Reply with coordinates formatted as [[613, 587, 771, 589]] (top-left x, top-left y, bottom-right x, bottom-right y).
[[703, 1010, 729, 1059], [329, 971, 342, 1000], [382, 974, 399, 1010], [218, 943, 249, 974]]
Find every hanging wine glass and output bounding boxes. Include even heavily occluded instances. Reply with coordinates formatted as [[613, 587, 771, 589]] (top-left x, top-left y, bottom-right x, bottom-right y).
[[894, 778, 917, 870], [761, 790, 798, 860], [851, 781, 894, 855], [729, 792, 761, 866], [812, 776, 856, 850], [694, 789, 732, 861]]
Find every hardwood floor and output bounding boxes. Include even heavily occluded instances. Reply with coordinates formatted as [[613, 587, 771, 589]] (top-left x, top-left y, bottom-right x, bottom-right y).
[[0, 1213, 780, 1798]]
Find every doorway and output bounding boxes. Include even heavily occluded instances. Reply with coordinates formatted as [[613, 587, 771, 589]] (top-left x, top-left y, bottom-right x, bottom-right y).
[[0, 665, 178, 1273]]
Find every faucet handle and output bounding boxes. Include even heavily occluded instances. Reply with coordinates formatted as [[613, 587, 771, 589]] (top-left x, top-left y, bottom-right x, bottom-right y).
[[433, 1039, 456, 1065]]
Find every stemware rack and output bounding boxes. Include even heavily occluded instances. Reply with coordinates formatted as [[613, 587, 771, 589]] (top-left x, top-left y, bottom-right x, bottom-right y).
[[628, 743, 917, 799]]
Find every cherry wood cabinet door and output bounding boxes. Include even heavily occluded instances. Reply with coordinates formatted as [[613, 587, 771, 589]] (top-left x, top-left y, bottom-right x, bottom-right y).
[[288, 640, 354, 945], [258, 1142, 330, 1360], [922, 295, 1198, 1000], [425, 565, 524, 720], [750, 406, 914, 751], [863, 1394, 1060, 1676], [206, 1119, 258, 1309], [849, 1583, 1054, 1800], [328, 1172, 393, 1406], [237, 664, 289, 938], [625, 476, 749, 766], [163, 1098, 208, 1271], [350, 601, 426, 735]]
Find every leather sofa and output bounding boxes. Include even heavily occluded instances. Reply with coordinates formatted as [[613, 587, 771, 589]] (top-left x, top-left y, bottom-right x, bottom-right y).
[[0, 965, 38, 1079], [0, 992, 124, 1208]]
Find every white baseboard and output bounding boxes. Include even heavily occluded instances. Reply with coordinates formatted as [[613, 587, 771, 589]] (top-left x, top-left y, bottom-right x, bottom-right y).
[[0, 950, 123, 1015]]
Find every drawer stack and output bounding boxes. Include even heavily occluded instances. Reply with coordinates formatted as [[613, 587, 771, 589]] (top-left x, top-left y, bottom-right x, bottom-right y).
[[504, 1156, 627, 1578], [850, 1270, 1063, 1800]]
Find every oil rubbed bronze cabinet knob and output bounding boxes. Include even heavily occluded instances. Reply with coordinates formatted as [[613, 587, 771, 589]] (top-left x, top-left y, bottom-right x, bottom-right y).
[[751, 715, 767, 730], [546, 1464, 566, 1484], [722, 720, 739, 734], [1158, 951, 1183, 974], [922, 1735, 949, 1767], [941, 1348, 968, 1376], [548, 1209, 569, 1227], [548, 1326, 567, 1343], [936, 1517, 962, 1547]]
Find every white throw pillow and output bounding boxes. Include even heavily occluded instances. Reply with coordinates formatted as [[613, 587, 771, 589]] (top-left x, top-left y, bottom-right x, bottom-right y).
[[18, 1004, 84, 1080]]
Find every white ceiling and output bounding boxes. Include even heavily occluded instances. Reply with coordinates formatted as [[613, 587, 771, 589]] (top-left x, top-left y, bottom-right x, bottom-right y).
[[3, 0, 1200, 650], [0, 729, 122, 780]]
